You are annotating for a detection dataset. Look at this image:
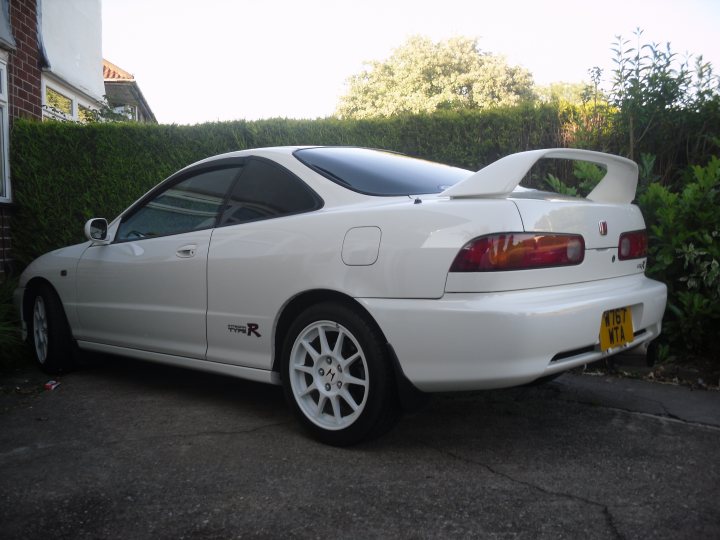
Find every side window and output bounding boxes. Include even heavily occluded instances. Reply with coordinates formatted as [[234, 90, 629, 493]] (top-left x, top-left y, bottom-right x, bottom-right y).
[[116, 166, 241, 242], [219, 159, 321, 226]]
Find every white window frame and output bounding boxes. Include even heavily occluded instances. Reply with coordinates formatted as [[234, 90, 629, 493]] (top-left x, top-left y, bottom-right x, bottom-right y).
[[43, 83, 75, 121], [41, 74, 100, 123], [0, 51, 10, 203]]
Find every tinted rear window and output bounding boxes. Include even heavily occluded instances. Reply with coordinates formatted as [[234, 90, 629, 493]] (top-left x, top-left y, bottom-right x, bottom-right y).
[[294, 147, 471, 196]]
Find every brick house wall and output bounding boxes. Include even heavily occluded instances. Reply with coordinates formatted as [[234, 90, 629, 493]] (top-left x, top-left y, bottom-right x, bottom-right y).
[[0, 0, 43, 276], [8, 0, 42, 119]]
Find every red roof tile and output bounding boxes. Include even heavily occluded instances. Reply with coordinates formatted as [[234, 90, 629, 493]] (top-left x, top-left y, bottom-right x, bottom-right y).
[[103, 59, 134, 81]]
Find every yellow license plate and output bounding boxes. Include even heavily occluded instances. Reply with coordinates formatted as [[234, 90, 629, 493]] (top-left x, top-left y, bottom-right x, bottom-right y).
[[599, 307, 634, 352]]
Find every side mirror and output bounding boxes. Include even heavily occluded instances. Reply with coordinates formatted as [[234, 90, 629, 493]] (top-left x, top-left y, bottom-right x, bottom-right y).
[[84, 218, 110, 244]]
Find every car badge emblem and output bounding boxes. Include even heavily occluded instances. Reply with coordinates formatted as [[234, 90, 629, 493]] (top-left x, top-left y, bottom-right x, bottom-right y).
[[598, 220, 608, 236]]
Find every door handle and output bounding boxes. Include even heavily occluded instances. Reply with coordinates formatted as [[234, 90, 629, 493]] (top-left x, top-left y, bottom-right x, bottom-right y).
[[176, 244, 197, 258]]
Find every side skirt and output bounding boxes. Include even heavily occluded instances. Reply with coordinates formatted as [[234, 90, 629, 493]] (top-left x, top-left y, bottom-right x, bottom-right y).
[[77, 341, 281, 385]]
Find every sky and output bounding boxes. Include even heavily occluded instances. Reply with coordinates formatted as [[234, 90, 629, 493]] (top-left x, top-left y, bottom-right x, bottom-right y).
[[102, 0, 720, 125]]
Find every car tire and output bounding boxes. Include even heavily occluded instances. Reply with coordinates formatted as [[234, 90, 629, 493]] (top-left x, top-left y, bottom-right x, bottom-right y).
[[27, 284, 75, 374], [281, 302, 399, 446]]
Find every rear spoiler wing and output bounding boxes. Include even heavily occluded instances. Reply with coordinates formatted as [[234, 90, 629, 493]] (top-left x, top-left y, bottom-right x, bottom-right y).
[[441, 148, 638, 204]]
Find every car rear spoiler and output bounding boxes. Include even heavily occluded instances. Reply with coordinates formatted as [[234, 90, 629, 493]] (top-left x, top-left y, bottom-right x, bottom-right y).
[[441, 148, 639, 204]]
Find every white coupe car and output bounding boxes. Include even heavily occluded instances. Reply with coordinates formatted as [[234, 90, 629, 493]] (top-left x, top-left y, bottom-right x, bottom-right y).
[[14, 146, 667, 445]]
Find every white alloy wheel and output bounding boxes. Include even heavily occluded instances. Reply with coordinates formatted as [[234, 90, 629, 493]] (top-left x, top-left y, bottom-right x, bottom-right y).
[[33, 295, 49, 364], [289, 320, 369, 431]]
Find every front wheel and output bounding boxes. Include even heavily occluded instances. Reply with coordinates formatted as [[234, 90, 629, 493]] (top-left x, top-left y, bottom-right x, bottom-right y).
[[281, 303, 398, 446], [27, 285, 75, 374]]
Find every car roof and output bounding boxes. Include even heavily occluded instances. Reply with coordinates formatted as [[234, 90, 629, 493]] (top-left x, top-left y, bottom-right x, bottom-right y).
[[194, 146, 305, 164]]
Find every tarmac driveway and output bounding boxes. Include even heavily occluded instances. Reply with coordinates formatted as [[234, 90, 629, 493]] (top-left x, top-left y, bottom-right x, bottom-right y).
[[1, 356, 718, 539]]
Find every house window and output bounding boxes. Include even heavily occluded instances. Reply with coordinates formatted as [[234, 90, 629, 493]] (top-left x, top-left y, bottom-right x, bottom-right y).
[[0, 55, 9, 202], [112, 104, 136, 120], [46, 86, 73, 117], [79, 105, 95, 123], [42, 77, 101, 123], [0, 0, 15, 51]]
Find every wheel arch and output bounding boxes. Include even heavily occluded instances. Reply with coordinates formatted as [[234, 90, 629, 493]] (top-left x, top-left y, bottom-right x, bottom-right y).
[[272, 289, 428, 410], [21, 277, 58, 326], [272, 289, 388, 375]]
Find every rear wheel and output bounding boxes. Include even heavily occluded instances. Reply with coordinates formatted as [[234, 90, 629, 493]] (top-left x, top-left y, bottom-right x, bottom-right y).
[[282, 302, 398, 446], [27, 285, 75, 374]]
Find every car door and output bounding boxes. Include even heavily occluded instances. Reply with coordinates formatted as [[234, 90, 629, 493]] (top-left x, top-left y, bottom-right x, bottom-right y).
[[205, 157, 323, 369], [75, 164, 242, 358]]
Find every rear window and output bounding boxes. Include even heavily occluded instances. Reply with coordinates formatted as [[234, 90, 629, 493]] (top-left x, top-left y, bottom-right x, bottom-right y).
[[294, 147, 471, 196]]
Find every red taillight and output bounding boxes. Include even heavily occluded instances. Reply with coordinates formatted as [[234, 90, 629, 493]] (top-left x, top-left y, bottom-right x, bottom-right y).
[[450, 233, 585, 272], [618, 230, 648, 260]]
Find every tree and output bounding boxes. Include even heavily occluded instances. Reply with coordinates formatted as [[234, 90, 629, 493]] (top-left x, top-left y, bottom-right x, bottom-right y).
[[535, 82, 584, 105], [608, 28, 720, 166], [336, 36, 535, 119]]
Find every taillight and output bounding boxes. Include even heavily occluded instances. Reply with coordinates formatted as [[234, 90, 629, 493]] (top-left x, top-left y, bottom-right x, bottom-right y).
[[450, 233, 585, 272], [618, 230, 647, 260]]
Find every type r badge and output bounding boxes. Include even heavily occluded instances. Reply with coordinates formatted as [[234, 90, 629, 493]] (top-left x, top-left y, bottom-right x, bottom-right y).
[[228, 323, 261, 337]]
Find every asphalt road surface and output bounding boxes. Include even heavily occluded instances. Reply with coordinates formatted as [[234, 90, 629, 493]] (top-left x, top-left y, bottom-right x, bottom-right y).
[[1, 356, 718, 539]]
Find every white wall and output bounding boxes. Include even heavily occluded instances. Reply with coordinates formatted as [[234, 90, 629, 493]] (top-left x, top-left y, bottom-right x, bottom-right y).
[[41, 0, 104, 101]]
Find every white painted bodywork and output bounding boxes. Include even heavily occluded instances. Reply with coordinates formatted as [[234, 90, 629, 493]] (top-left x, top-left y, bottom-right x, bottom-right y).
[[15, 147, 667, 393], [363, 274, 666, 391], [75, 230, 211, 357]]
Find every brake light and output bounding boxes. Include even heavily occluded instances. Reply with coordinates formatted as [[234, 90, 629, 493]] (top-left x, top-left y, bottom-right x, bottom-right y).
[[618, 230, 647, 260], [450, 233, 585, 272]]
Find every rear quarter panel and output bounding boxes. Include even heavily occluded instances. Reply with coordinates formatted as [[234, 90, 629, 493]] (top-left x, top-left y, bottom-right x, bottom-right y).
[[204, 197, 523, 368]]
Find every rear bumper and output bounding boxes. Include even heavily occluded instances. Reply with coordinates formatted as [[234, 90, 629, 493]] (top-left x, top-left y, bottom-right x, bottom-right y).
[[360, 274, 667, 392]]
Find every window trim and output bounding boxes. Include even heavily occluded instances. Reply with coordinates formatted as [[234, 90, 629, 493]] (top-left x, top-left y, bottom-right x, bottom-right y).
[[113, 156, 325, 243]]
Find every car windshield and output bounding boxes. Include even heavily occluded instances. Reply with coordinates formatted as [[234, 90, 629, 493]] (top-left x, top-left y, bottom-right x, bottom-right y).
[[294, 147, 472, 196]]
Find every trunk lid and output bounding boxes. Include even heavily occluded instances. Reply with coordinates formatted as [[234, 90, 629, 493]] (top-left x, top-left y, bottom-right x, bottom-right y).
[[444, 191, 648, 293], [510, 190, 644, 249]]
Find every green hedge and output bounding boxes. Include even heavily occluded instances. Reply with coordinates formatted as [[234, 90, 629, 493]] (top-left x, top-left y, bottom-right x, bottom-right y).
[[7, 106, 720, 367], [10, 106, 564, 266]]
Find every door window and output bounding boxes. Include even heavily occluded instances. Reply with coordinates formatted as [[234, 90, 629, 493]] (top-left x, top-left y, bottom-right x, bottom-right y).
[[117, 166, 241, 241]]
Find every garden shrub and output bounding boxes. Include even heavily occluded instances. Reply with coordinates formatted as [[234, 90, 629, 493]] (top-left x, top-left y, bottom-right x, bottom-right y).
[[0, 277, 28, 369], [639, 156, 720, 362]]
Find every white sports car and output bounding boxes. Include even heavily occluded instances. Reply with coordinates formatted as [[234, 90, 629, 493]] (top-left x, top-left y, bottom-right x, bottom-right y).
[[14, 146, 667, 445]]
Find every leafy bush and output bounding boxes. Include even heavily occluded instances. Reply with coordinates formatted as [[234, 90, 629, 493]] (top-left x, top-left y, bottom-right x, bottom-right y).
[[0, 278, 18, 348], [544, 160, 605, 196], [0, 277, 29, 370], [639, 156, 720, 361], [606, 29, 720, 185]]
